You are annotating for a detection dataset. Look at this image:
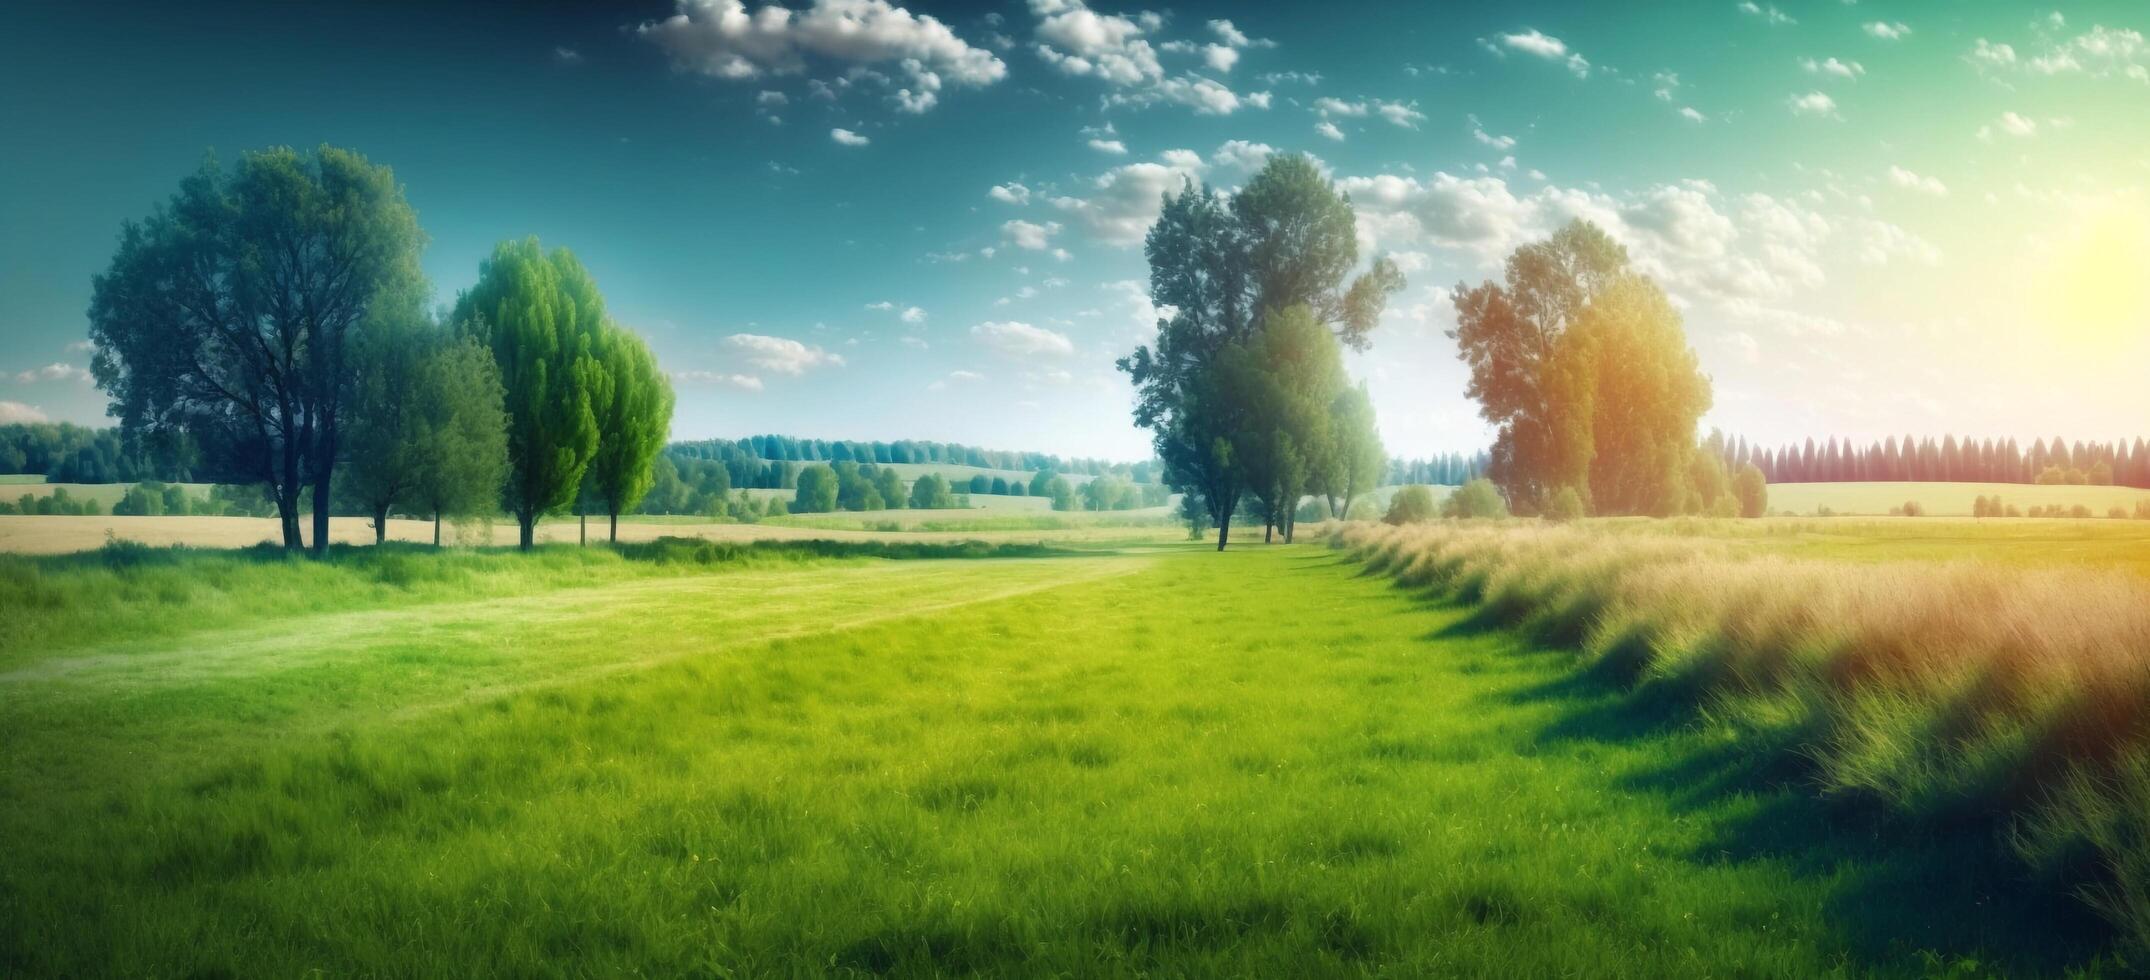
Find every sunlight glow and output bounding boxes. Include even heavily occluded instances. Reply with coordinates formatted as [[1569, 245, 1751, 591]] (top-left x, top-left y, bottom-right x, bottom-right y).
[[2037, 204, 2150, 345]]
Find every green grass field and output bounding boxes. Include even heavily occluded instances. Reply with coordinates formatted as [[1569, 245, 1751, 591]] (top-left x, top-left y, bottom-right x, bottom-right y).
[[0, 530, 2122, 975], [3, 480, 216, 507], [1768, 481, 2150, 516], [0, 474, 46, 486]]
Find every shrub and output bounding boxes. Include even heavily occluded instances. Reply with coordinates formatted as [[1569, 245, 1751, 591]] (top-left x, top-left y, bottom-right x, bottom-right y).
[[2005, 504, 2023, 518], [1441, 479, 1509, 520], [1382, 485, 1438, 525], [1542, 486, 1586, 523], [2136, 500, 2150, 520], [2111, 507, 2130, 520], [2035, 466, 2067, 486], [1889, 501, 1925, 518], [2070, 504, 2094, 519], [1733, 463, 1767, 518]]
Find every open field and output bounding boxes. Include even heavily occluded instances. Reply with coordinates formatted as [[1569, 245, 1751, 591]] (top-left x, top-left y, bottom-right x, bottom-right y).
[[0, 475, 46, 486], [0, 514, 1191, 555], [1769, 481, 2150, 516], [1, 528, 2132, 975], [4, 481, 216, 508]]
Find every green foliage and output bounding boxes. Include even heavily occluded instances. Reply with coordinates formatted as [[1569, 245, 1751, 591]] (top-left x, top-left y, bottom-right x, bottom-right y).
[[584, 326, 675, 537], [1441, 479, 1510, 519], [1382, 485, 1439, 525], [87, 144, 426, 551], [1045, 475, 1076, 512], [1734, 463, 1768, 518], [1543, 486, 1586, 522], [906, 473, 955, 509], [408, 336, 510, 538], [453, 238, 607, 548], [793, 464, 838, 514], [874, 467, 906, 511]]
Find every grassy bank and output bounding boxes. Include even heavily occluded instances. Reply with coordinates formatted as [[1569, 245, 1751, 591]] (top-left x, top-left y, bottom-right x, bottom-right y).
[[1335, 519, 2150, 957], [0, 539, 2117, 974]]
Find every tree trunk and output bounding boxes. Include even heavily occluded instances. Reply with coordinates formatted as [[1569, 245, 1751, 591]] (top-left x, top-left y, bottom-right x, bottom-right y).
[[609, 510, 618, 543], [373, 504, 388, 545], [433, 510, 442, 548], [518, 511, 535, 550], [1264, 520, 1274, 543], [310, 473, 332, 558], [578, 510, 586, 546], [1216, 514, 1232, 551], [276, 488, 302, 550]]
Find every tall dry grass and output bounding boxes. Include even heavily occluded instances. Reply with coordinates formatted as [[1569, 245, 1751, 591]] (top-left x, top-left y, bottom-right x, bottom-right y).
[[1334, 520, 2150, 954]]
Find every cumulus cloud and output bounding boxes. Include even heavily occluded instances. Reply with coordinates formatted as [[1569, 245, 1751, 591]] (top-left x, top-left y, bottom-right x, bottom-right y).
[[831, 127, 870, 145], [1863, 21, 1911, 40], [1087, 137, 1128, 154], [1787, 91, 1838, 117], [971, 320, 1074, 356], [899, 305, 926, 323], [1738, 2, 1796, 27], [1315, 120, 1345, 141], [1210, 139, 1274, 173], [1977, 110, 2038, 139], [724, 333, 845, 374], [1800, 56, 1865, 79], [1048, 147, 1206, 246], [0, 401, 48, 424], [635, 0, 1006, 113], [1029, 0, 1255, 114], [1493, 29, 1591, 78], [1887, 166, 1948, 196], [671, 370, 765, 391], [989, 181, 1031, 204], [1002, 218, 1062, 250], [1974, 25, 2149, 81], [1470, 116, 1516, 150], [11, 363, 91, 384], [1680, 106, 1707, 123]]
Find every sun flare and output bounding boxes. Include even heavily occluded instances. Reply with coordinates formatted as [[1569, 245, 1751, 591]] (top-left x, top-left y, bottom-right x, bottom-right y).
[[2037, 204, 2150, 345]]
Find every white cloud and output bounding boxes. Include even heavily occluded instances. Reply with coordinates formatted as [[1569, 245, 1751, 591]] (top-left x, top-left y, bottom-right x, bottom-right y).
[[1470, 117, 1516, 150], [971, 320, 1074, 356], [11, 363, 92, 384], [1495, 28, 1590, 78], [947, 369, 985, 382], [1203, 44, 1239, 73], [1680, 106, 1707, 122], [1087, 138, 1128, 154], [1787, 91, 1839, 117], [865, 300, 894, 310], [831, 127, 870, 145], [1738, 2, 1796, 27], [554, 47, 585, 65], [1211, 139, 1274, 173], [671, 371, 765, 391], [1967, 39, 2017, 69], [1863, 20, 1910, 40], [989, 181, 1031, 204], [1799, 56, 1865, 79], [1030, 0, 1254, 113], [1375, 100, 1425, 128], [1049, 148, 1207, 246], [899, 305, 926, 323], [2015, 25, 2148, 80], [724, 333, 845, 374], [635, 0, 1006, 113], [1315, 120, 1345, 141], [1978, 110, 2038, 139], [1002, 218, 1062, 250], [0, 401, 48, 424], [1887, 166, 1948, 196]]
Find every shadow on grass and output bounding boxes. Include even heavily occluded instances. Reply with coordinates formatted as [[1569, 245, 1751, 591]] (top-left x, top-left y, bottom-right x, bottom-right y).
[[1477, 630, 2114, 974]]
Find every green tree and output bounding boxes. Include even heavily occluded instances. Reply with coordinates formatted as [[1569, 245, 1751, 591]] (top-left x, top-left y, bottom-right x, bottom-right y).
[[1442, 478, 1510, 519], [1734, 463, 1769, 518], [87, 145, 427, 553], [453, 238, 606, 549], [342, 301, 435, 543], [1383, 485, 1438, 524], [1119, 155, 1402, 550], [1573, 279, 1713, 516], [875, 467, 907, 510], [402, 336, 509, 547], [584, 326, 675, 542], [1220, 305, 1344, 543], [908, 473, 955, 509], [1047, 476, 1077, 511], [793, 464, 838, 513]]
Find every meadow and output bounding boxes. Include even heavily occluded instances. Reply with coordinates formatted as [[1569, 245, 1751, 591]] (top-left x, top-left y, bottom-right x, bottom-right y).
[[1768, 481, 2150, 517], [2, 523, 2140, 975]]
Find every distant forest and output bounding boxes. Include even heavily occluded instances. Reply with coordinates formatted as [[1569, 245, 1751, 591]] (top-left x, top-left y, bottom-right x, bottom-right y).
[[1729, 434, 2150, 488]]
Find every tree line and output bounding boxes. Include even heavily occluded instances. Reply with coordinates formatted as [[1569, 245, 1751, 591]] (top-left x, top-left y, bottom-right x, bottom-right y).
[[724, 434, 1159, 481], [1733, 434, 2150, 489], [1121, 154, 1402, 549], [1384, 452, 1489, 489], [86, 144, 674, 552]]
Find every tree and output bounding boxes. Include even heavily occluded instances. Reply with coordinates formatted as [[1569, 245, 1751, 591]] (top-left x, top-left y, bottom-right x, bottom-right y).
[[794, 464, 838, 513], [1449, 220, 1628, 514], [406, 336, 509, 546], [341, 301, 435, 544], [1119, 154, 1403, 550], [88, 145, 427, 553], [453, 238, 606, 549], [1383, 485, 1438, 524], [1220, 305, 1344, 543], [1046, 476, 1076, 511], [584, 326, 675, 542], [1734, 463, 1769, 518], [908, 473, 955, 509], [1442, 478, 1510, 519], [875, 467, 907, 510]]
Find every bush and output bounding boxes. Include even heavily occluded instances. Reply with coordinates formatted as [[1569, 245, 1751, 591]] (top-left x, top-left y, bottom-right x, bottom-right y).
[[2111, 507, 2130, 520], [2136, 500, 2150, 520], [1733, 463, 1767, 518], [2071, 504, 2094, 519], [1442, 479, 1509, 520], [1381, 485, 1438, 525], [1542, 486, 1586, 523], [1888, 501, 1926, 518]]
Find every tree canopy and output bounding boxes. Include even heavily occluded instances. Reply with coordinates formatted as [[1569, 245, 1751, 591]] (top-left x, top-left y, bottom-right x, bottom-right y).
[[583, 325, 675, 541]]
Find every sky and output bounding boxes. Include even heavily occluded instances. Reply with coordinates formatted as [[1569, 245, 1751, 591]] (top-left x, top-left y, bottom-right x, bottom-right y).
[[2, 0, 2147, 461]]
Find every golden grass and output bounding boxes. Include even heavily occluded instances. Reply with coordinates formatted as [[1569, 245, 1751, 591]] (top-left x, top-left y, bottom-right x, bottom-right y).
[[1334, 519, 2150, 954]]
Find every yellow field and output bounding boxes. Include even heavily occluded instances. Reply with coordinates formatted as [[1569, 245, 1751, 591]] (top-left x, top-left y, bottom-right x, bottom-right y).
[[1768, 481, 2150, 516]]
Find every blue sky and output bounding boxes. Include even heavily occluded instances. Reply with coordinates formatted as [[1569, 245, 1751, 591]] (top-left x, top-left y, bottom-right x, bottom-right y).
[[3, 0, 2146, 460]]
